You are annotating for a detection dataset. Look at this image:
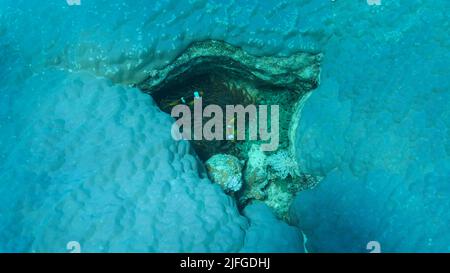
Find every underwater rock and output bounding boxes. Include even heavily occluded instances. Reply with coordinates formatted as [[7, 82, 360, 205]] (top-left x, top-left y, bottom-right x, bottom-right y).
[[0, 69, 250, 252], [240, 146, 316, 220], [139, 39, 322, 221], [289, 1, 450, 252], [138, 40, 320, 94], [206, 154, 243, 193], [242, 144, 269, 202], [266, 150, 300, 180], [240, 202, 305, 253], [264, 182, 296, 222]]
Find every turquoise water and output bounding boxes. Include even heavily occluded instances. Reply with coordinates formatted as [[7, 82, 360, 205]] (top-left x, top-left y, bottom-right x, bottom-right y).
[[0, 0, 449, 252]]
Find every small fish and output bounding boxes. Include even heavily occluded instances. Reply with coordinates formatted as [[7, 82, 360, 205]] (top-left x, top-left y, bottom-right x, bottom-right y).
[[161, 90, 205, 110], [168, 100, 181, 107]]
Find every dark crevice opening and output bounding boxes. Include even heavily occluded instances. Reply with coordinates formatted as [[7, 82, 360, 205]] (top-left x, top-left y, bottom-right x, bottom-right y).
[[136, 40, 321, 220]]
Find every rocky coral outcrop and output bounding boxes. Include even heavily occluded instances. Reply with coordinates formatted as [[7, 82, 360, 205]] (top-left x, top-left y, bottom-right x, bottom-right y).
[[206, 154, 243, 193], [138, 40, 320, 94], [138, 40, 322, 221]]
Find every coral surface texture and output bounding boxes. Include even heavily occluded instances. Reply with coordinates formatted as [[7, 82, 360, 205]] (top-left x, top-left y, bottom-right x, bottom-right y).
[[0, 0, 449, 253]]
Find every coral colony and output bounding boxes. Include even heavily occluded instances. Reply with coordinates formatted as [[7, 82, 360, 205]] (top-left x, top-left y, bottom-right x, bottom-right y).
[[0, 0, 449, 254]]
